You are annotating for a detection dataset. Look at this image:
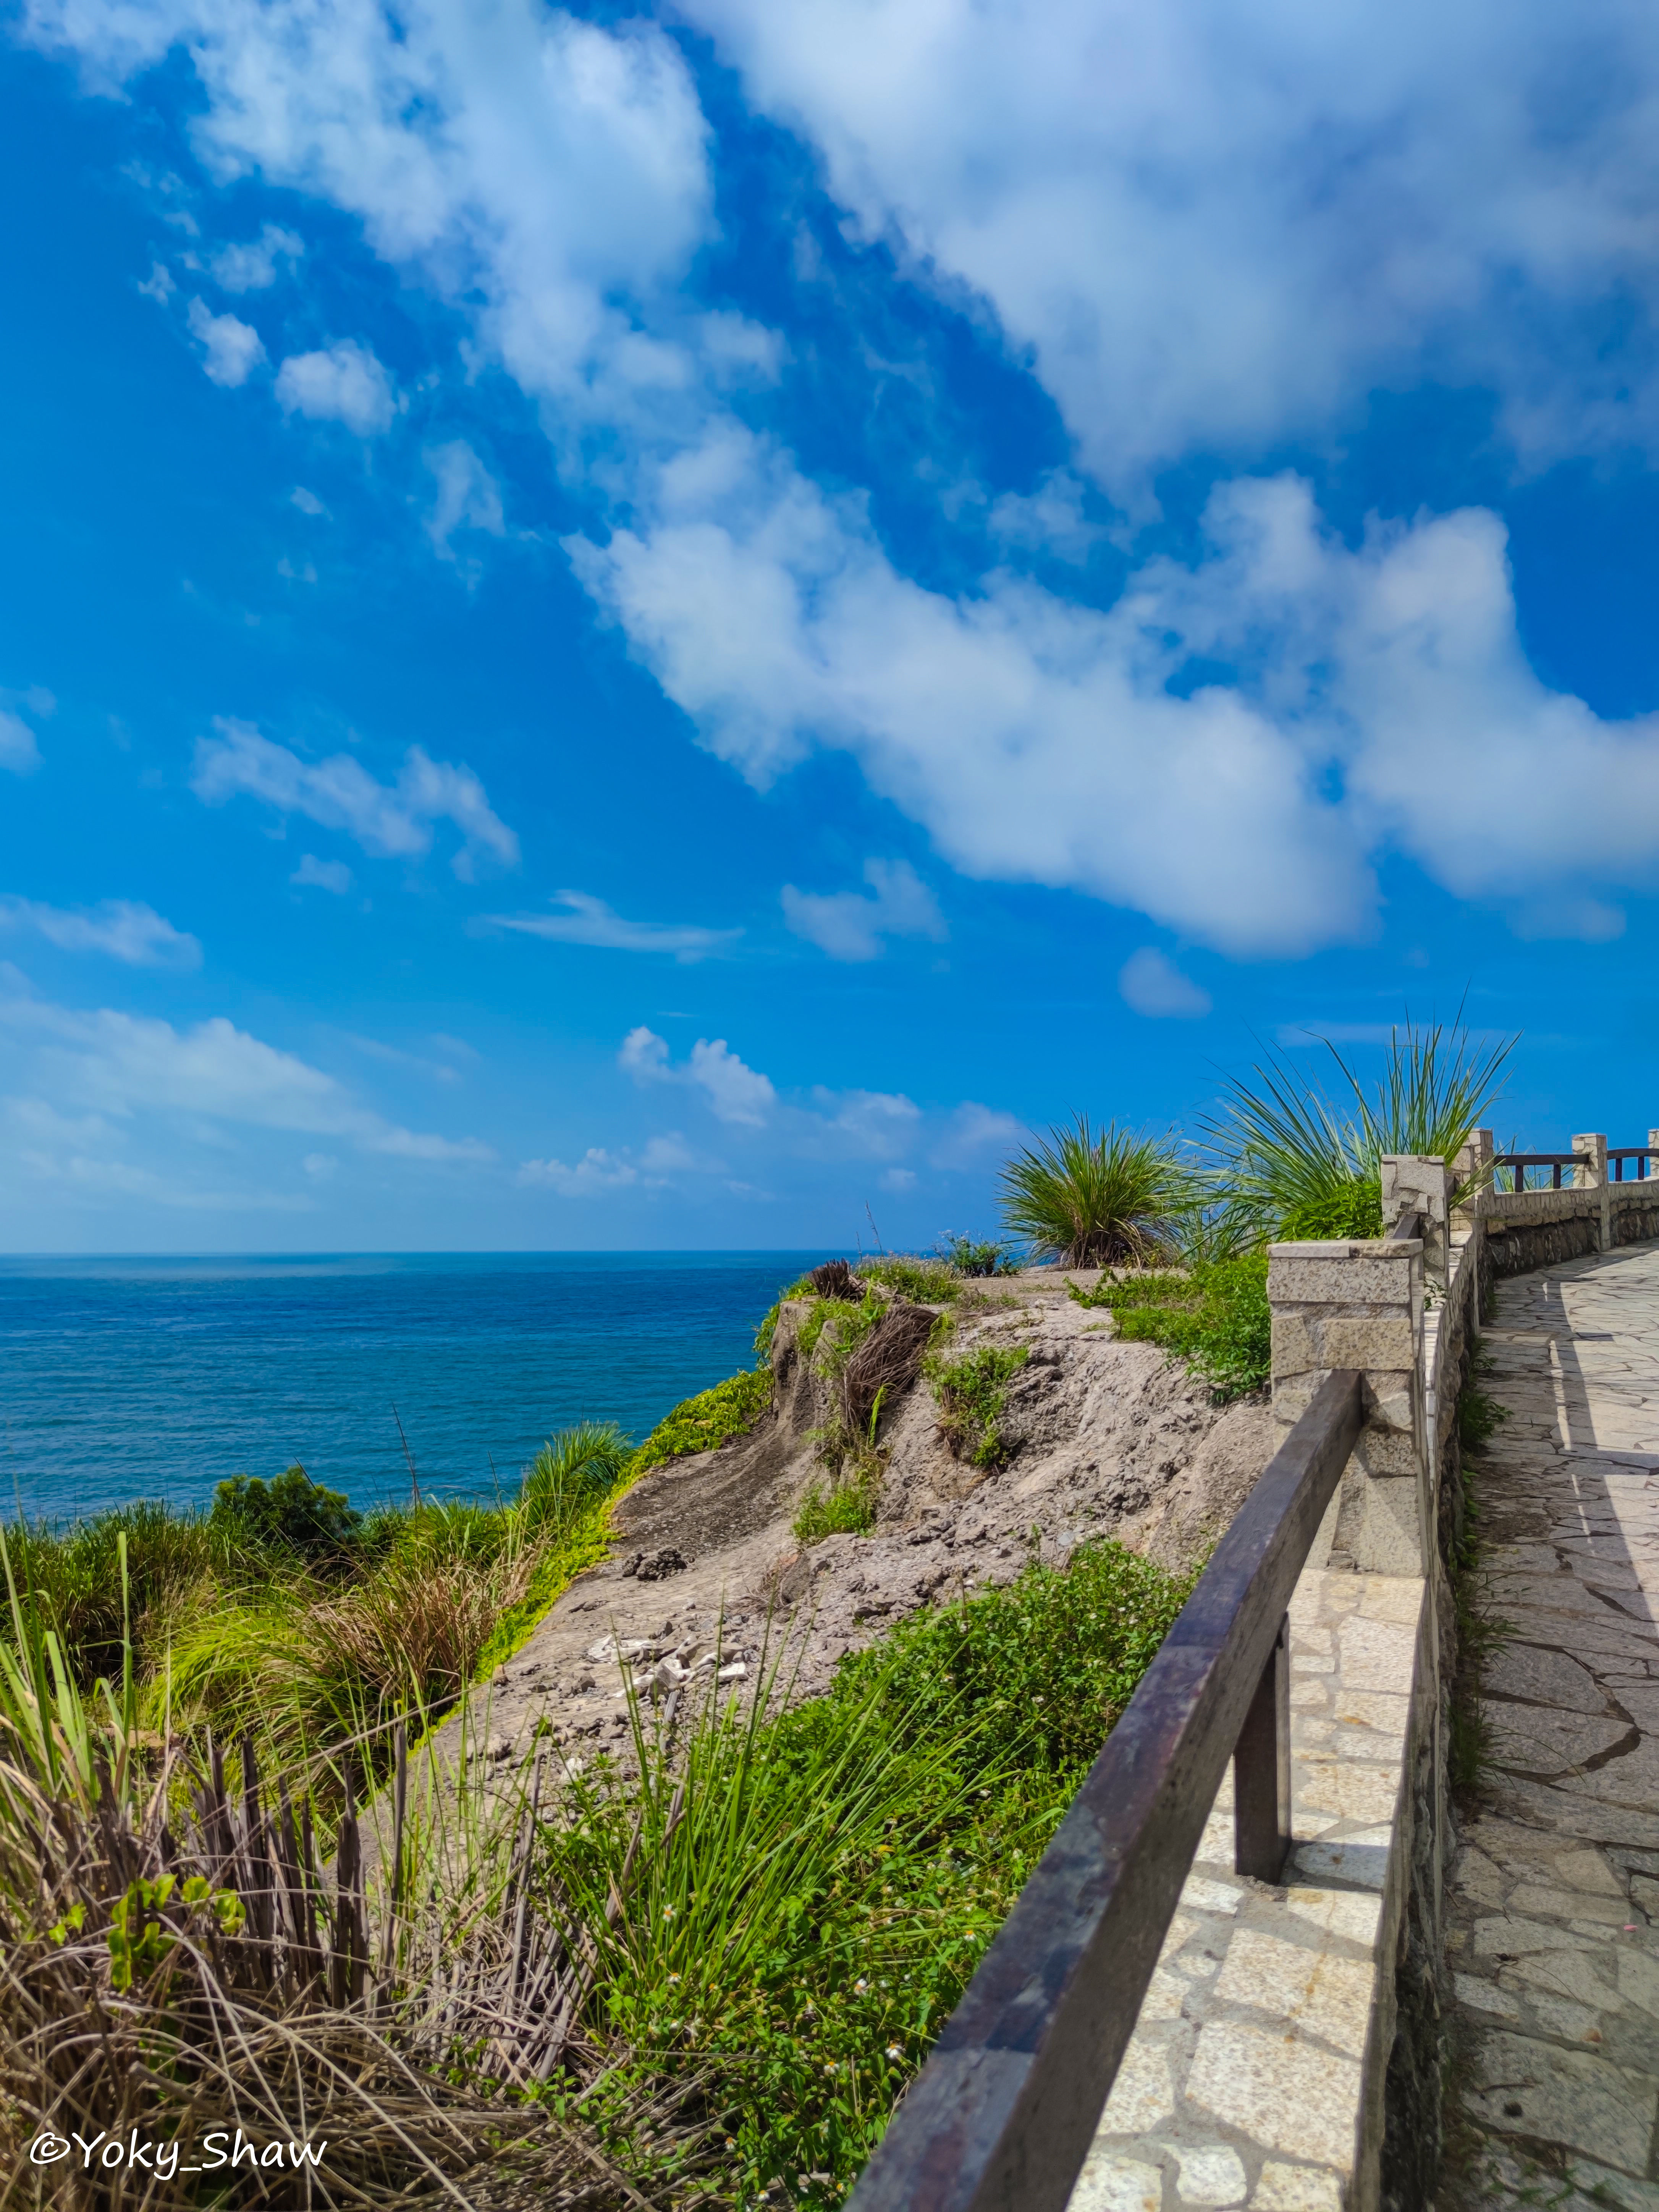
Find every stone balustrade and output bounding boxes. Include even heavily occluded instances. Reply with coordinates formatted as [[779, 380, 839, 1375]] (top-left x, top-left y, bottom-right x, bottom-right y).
[[1067, 1133, 1659, 2212]]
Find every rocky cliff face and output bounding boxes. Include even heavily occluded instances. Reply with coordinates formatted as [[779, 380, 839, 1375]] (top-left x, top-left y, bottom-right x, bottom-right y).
[[440, 1271, 1274, 1778]]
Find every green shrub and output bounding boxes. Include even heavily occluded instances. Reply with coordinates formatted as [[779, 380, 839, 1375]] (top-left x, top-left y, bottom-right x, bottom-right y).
[[628, 1368, 773, 1476], [927, 1344, 1030, 1468], [1457, 1383, 1508, 1454], [210, 1465, 362, 1566], [792, 1463, 882, 1543], [998, 1116, 1203, 1266], [861, 1254, 964, 1303], [936, 1234, 1020, 1277], [1072, 1255, 1271, 1402]]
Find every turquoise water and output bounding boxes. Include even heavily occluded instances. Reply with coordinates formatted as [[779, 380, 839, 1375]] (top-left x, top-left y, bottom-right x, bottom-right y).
[[0, 1253, 828, 1525]]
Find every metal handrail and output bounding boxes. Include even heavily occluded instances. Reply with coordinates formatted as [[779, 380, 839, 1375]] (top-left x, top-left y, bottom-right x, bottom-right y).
[[845, 1370, 1365, 2212]]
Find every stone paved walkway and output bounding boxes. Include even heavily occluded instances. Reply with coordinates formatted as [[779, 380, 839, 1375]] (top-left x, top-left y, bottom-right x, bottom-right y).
[[1444, 1246, 1659, 2210]]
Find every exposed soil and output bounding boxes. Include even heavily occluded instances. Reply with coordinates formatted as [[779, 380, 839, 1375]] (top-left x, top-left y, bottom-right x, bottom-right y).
[[437, 1271, 1273, 1781]]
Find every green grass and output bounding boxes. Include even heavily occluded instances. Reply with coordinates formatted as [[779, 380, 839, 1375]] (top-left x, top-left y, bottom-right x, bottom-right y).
[[927, 1344, 1030, 1469], [1070, 1254, 1272, 1402], [936, 1235, 1020, 1277], [548, 1535, 1194, 2208], [792, 1462, 883, 1543]]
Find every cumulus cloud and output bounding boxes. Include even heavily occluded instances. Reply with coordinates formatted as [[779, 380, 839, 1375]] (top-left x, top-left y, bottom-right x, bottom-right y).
[[192, 721, 520, 876], [0, 896, 201, 968], [619, 1025, 776, 1124], [291, 853, 352, 894], [186, 297, 265, 386], [276, 341, 396, 435], [681, 0, 1659, 485], [34, 0, 1659, 954], [482, 890, 737, 961], [210, 223, 303, 293], [0, 711, 41, 774], [0, 986, 493, 1164], [781, 859, 946, 961], [424, 441, 505, 557], [1118, 948, 1211, 1019]]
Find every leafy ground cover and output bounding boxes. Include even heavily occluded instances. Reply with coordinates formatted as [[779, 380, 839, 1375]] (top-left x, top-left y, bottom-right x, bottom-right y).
[[1069, 1255, 1273, 1402]]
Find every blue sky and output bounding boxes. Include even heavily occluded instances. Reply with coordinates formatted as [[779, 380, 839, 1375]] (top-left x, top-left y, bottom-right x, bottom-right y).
[[4, 0, 1659, 1253]]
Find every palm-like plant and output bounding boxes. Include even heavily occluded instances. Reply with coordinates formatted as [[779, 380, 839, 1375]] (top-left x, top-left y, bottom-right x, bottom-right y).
[[998, 1117, 1201, 1266], [1210, 1015, 1516, 1244]]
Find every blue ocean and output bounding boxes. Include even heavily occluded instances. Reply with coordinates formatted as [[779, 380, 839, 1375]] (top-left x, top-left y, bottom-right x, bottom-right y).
[[0, 1253, 828, 1525]]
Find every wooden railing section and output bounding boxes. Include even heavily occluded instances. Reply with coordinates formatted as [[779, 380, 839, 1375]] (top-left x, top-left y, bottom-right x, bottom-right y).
[[846, 1361, 1368, 2212]]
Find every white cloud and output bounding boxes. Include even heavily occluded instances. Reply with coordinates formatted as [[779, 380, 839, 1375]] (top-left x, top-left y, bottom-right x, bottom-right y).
[[482, 890, 738, 961], [0, 710, 41, 775], [640, 1131, 696, 1172], [0, 896, 201, 969], [618, 1026, 671, 1083], [0, 985, 493, 1164], [276, 341, 396, 435], [291, 487, 327, 516], [210, 223, 303, 292], [811, 1086, 922, 1159], [186, 296, 266, 386], [1118, 947, 1212, 1019], [781, 859, 946, 961], [192, 720, 520, 876], [879, 1167, 916, 1193], [573, 432, 1370, 956], [424, 441, 505, 557], [37, 0, 1659, 956], [291, 853, 352, 894], [136, 260, 174, 303], [619, 1025, 776, 1125], [519, 1147, 637, 1195], [688, 1038, 775, 1125], [680, 0, 1659, 488], [930, 1101, 1024, 1170]]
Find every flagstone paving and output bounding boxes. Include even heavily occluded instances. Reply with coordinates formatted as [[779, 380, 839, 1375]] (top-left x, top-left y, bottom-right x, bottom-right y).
[[1443, 1246, 1659, 2211]]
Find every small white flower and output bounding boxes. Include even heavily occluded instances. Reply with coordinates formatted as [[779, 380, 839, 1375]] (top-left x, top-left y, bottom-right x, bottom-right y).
[[854, 1978, 868, 1992], [886, 2044, 902, 2059]]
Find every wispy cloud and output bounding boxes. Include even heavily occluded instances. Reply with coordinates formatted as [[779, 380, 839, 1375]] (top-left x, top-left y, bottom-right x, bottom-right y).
[[781, 860, 946, 962], [193, 721, 519, 878], [0, 896, 201, 969], [290, 854, 352, 894], [0, 710, 41, 775], [483, 891, 738, 962], [0, 983, 493, 1165], [1118, 948, 1211, 1019], [424, 441, 505, 558], [210, 223, 303, 293]]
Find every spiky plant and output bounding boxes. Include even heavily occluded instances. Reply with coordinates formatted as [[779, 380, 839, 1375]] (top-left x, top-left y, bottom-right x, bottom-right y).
[[1210, 1014, 1516, 1243], [996, 1117, 1201, 1267]]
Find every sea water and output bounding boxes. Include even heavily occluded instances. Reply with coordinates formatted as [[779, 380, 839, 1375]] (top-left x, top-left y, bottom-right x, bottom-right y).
[[0, 1252, 828, 1525]]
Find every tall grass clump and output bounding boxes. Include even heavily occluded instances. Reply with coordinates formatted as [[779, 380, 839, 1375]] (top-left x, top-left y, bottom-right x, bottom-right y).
[[998, 1117, 1201, 1266], [1211, 1014, 1515, 1244], [545, 1534, 1193, 2207]]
